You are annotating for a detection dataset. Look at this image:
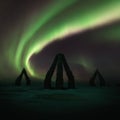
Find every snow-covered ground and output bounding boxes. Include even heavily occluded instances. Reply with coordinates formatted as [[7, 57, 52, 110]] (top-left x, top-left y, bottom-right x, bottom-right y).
[[0, 85, 120, 119]]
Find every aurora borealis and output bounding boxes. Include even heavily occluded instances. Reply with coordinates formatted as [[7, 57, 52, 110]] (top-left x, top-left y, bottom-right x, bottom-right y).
[[0, 0, 120, 83]]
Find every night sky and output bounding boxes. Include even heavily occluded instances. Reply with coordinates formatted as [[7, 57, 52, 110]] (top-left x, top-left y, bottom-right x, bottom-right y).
[[0, 0, 120, 83]]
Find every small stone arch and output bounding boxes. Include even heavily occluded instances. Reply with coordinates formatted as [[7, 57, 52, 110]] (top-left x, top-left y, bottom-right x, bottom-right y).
[[15, 68, 31, 86], [89, 69, 106, 87]]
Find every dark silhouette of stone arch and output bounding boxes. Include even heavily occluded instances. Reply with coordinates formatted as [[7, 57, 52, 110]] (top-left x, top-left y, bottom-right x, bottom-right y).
[[15, 68, 31, 86], [44, 53, 75, 89], [89, 69, 105, 87], [56, 54, 64, 89], [44, 55, 58, 89], [62, 54, 75, 88]]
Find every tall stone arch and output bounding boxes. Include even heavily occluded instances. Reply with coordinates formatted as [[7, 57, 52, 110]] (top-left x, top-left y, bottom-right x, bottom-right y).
[[44, 53, 75, 89]]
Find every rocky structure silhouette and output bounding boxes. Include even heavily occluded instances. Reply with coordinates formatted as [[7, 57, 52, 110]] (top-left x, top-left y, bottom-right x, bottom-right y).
[[89, 69, 105, 87], [15, 68, 31, 86], [44, 53, 75, 89]]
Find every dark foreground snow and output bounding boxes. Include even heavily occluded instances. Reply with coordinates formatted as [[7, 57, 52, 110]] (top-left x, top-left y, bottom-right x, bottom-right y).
[[0, 86, 120, 120]]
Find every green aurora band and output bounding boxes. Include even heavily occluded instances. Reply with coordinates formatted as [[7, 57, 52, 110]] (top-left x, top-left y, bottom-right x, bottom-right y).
[[1, 0, 120, 79]]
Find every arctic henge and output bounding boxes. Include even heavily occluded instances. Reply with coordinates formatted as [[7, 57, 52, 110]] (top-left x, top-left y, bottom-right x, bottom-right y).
[[89, 69, 106, 87], [44, 53, 75, 89], [15, 68, 31, 86]]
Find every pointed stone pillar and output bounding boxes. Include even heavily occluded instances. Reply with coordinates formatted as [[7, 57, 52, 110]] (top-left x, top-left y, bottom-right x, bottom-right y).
[[56, 54, 63, 89], [23, 68, 31, 86], [44, 55, 58, 89], [62, 55, 75, 89]]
